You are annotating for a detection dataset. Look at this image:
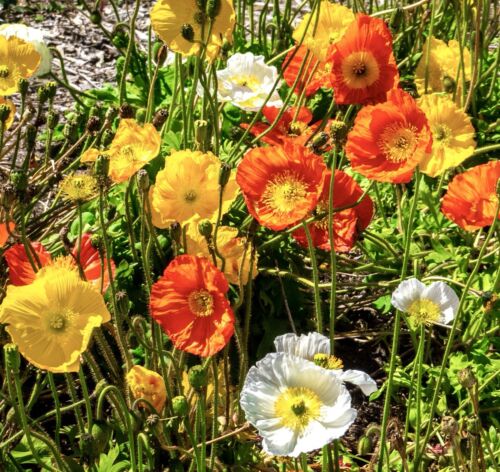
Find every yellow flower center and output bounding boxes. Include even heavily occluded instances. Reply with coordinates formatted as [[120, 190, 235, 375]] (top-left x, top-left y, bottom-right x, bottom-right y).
[[313, 353, 344, 370], [188, 289, 214, 317], [47, 310, 74, 333], [341, 51, 380, 89], [289, 122, 309, 136], [407, 298, 441, 324], [275, 387, 322, 432], [379, 123, 418, 163], [184, 190, 198, 203], [118, 145, 138, 163], [0, 65, 10, 78], [433, 124, 451, 143], [262, 171, 308, 215]]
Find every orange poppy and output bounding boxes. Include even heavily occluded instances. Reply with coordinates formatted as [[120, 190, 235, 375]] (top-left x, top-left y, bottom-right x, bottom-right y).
[[4, 234, 114, 290], [283, 45, 331, 97], [293, 170, 373, 252], [345, 88, 432, 183], [0, 221, 14, 247], [150, 255, 234, 357], [328, 14, 399, 105], [236, 142, 327, 231], [242, 106, 313, 146], [441, 161, 500, 231]]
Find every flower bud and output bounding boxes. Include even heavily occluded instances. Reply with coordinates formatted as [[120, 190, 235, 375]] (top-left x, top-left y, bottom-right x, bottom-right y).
[[135, 108, 146, 124], [10, 169, 28, 192], [310, 131, 330, 153], [126, 365, 167, 412], [119, 102, 134, 119], [195, 119, 208, 150], [112, 30, 128, 49], [357, 435, 373, 456], [37, 85, 50, 104], [116, 291, 130, 316], [181, 24, 195, 42], [440, 416, 458, 438], [198, 219, 213, 239], [17, 78, 29, 97], [90, 10, 102, 25], [466, 415, 481, 435], [95, 154, 110, 179], [25, 124, 37, 153], [390, 7, 404, 31], [457, 366, 477, 389], [153, 42, 168, 65], [46, 111, 59, 129], [188, 365, 208, 391], [153, 108, 169, 130], [63, 120, 78, 142], [442, 76, 456, 94], [172, 395, 189, 417], [137, 169, 150, 193], [86, 115, 101, 134], [91, 420, 112, 455], [218, 162, 232, 188], [102, 129, 114, 147], [104, 106, 118, 124], [4, 343, 20, 373], [207, 0, 221, 19], [0, 104, 11, 124], [45, 81, 57, 100], [170, 222, 182, 244]]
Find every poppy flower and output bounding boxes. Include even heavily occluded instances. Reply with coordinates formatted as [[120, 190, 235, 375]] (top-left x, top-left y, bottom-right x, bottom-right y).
[[441, 161, 500, 231], [150, 255, 235, 357], [282, 45, 331, 97], [415, 36, 471, 104], [292, 1, 355, 62], [151, 0, 235, 61], [0, 259, 110, 373], [293, 170, 373, 252], [236, 142, 326, 231], [328, 14, 399, 105], [81, 118, 161, 184], [417, 94, 475, 177], [0, 35, 40, 96], [59, 172, 97, 202], [4, 234, 114, 291], [126, 365, 167, 412], [149, 149, 239, 229], [0, 221, 15, 247], [345, 88, 432, 183]]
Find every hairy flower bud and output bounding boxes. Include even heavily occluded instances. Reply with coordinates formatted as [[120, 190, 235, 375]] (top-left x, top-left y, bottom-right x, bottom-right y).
[[0, 104, 11, 124], [457, 366, 477, 389], [119, 102, 134, 119], [4, 343, 20, 373], [188, 365, 208, 391], [440, 416, 458, 438], [137, 169, 150, 193], [153, 108, 169, 130], [172, 395, 189, 417], [218, 162, 232, 188], [198, 219, 213, 239]]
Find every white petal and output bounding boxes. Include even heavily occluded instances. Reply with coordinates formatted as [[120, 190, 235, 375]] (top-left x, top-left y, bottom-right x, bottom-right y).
[[274, 332, 330, 360], [338, 369, 378, 395], [260, 424, 298, 457], [422, 282, 459, 325], [391, 278, 426, 312]]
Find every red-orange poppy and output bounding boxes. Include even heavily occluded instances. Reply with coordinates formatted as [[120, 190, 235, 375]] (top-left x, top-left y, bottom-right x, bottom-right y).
[[0, 221, 15, 247], [242, 106, 313, 146], [345, 88, 432, 183], [4, 234, 114, 290], [441, 161, 500, 231], [328, 14, 399, 105], [150, 255, 234, 357], [283, 45, 331, 97], [236, 142, 327, 231], [293, 170, 373, 252]]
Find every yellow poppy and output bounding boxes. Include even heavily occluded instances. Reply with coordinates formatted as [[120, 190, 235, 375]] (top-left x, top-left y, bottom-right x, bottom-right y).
[[0, 96, 15, 129], [81, 119, 161, 183], [126, 365, 167, 412], [0, 35, 40, 96], [415, 37, 471, 104], [185, 218, 257, 285], [59, 172, 97, 202], [0, 258, 111, 373], [293, 1, 354, 61], [417, 94, 476, 177], [149, 149, 239, 229], [151, 0, 235, 61]]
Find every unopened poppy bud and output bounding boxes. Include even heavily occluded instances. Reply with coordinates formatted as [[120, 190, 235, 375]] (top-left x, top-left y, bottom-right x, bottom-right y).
[[357, 435, 373, 456], [0, 104, 11, 124], [440, 416, 458, 438], [153, 108, 169, 130], [119, 102, 134, 119], [112, 30, 128, 49], [104, 106, 118, 124], [86, 115, 101, 133], [457, 366, 477, 389], [198, 219, 213, 238], [172, 395, 189, 417], [207, 0, 221, 19], [90, 10, 102, 25], [95, 154, 110, 178], [188, 365, 208, 391], [218, 162, 232, 188], [153, 42, 168, 65], [63, 120, 78, 142], [45, 81, 57, 100], [181, 24, 195, 42], [193, 11, 206, 25], [4, 343, 20, 374], [37, 85, 50, 104], [466, 415, 481, 434], [195, 119, 208, 150], [170, 222, 182, 244], [442, 76, 456, 94], [17, 78, 29, 97], [137, 169, 150, 192], [25, 124, 37, 153], [311, 131, 329, 153], [91, 420, 112, 455], [126, 365, 167, 412], [102, 129, 114, 147], [46, 111, 59, 129]]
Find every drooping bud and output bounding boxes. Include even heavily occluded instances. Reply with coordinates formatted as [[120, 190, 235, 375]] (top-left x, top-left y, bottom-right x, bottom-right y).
[[188, 365, 208, 391], [90, 10, 102, 25], [357, 435, 373, 456], [172, 395, 189, 417], [198, 219, 213, 239], [442, 76, 456, 94], [86, 115, 101, 134]]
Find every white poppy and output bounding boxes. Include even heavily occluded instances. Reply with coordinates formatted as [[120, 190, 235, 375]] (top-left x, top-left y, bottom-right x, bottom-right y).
[[391, 278, 459, 325], [240, 353, 356, 457], [0, 24, 52, 76], [213, 52, 283, 111], [274, 332, 378, 396]]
